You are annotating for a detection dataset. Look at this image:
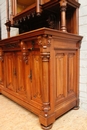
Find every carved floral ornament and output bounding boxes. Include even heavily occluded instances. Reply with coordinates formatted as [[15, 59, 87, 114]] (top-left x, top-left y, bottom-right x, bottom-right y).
[[37, 35, 52, 49], [37, 35, 51, 61]]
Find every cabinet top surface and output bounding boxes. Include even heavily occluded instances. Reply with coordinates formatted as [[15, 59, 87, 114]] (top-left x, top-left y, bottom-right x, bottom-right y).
[[0, 28, 83, 45]]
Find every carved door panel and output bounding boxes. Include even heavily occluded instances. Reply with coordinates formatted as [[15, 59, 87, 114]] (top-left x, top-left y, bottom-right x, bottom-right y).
[[54, 50, 77, 104], [16, 52, 31, 100], [30, 51, 42, 105], [4, 53, 17, 91]]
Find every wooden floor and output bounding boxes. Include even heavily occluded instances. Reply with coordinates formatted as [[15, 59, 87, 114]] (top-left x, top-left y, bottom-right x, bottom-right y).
[[0, 95, 87, 130]]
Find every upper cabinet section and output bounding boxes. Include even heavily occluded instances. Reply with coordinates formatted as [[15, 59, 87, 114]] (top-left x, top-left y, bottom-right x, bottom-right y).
[[5, 0, 80, 36], [17, 0, 36, 13]]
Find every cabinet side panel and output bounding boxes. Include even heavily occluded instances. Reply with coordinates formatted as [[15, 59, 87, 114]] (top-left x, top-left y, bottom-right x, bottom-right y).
[[68, 52, 76, 95], [55, 52, 67, 101]]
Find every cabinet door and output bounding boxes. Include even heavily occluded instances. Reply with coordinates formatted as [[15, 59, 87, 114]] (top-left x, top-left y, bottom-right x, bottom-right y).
[[16, 52, 31, 100], [30, 51, 42, 105], [4, 53, 17, 91]]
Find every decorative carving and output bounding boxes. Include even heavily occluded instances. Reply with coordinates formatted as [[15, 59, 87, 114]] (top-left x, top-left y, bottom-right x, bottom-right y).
[[20, 41, 29, 64], [43, 102, 50, 117], [5, 43, 20, 49], [38, 35, 52, 48], [47, 14, 56, 29], [41, 52, 50, 62], [27, 15, 30, 19]]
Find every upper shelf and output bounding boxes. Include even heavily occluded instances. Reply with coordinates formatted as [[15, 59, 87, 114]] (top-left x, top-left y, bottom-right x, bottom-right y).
[[5, 0, 80, 36], [6, 0, 80, 25]]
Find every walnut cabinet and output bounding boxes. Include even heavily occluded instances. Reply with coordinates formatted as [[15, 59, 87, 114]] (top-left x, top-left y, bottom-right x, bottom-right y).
[[0, 28, 82, 129], [0, 0, 83, 129]]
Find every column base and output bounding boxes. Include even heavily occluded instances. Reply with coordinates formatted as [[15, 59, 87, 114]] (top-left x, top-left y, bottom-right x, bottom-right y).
[[73, 106, 79, 110], [41, 124, 53, 130]]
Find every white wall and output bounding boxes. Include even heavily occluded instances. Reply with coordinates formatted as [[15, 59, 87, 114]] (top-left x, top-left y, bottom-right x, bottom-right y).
[[79, 0, 87, 110], [0, 0, 19, 39], [0, 0, 7, 39]]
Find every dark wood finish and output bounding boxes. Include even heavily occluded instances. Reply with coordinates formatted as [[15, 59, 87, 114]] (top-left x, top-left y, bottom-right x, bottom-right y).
[[0, 28, 82, 129]]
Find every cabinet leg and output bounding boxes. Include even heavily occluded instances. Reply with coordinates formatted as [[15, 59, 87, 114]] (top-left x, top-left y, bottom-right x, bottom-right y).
[[41, 124, 53, 130], [73, 99, 79, 110], [73, 106, 79, 110], [39, 113, 55, 130], [0, 92, 1, 94]]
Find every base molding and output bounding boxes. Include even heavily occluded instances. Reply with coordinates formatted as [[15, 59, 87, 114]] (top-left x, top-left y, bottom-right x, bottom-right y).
[[41, 124, 53, 130], [73, 106, 79, 110]]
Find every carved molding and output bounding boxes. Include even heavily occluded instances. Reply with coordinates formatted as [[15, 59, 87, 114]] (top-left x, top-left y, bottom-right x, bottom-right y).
[[41, 52, 50, 62], [5, 43, 20, 49], [20, 41, 29, 64], [43, 102, 50, 117], [38, 35, 52, 49]]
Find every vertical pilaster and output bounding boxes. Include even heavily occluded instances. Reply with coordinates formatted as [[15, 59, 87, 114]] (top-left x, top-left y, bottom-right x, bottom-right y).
[[38, 35, 54, 130]]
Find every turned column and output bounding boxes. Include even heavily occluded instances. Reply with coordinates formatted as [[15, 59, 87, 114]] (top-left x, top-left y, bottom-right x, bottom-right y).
[[59, 0, 67, 32], [38, 35, 54, 130], [14, 0, 17, 15], [36, 0, 42, 15]]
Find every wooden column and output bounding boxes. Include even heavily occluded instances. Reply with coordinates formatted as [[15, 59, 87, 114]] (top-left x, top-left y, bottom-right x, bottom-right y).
[[14, 0, 17, 15], [10, 0, 14, 25], [38, 35, 53, 130], [36, 0, 41, 15], [13, 0, 17, 16], [60, 0, 67, 32]]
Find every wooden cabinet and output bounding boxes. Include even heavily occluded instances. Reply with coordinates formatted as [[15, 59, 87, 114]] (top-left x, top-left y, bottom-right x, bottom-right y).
[[0, 28, 82, 129], [0, 0, 83, 129]]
